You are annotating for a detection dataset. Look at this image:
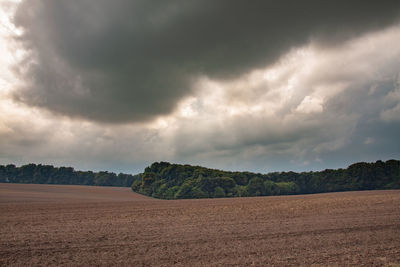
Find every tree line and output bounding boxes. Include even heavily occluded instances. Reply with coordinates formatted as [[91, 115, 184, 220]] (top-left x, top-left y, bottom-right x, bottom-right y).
[[0, 163, 141, 187], [131, 160, 400, 199], [1, 160, 399, 199]]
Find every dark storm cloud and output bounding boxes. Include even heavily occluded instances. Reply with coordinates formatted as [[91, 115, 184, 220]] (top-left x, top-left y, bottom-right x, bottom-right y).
[[13, 0, 400, 123]]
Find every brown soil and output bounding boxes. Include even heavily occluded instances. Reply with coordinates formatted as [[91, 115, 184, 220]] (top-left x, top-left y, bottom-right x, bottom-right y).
[[0, 183, 399, 266]]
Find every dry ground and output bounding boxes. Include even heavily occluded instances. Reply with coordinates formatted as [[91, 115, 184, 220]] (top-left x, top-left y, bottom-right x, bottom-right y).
[[0, 183, 399, 266]]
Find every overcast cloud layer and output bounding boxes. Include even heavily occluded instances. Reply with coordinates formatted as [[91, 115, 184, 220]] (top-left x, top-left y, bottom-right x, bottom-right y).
[[0, 0, 399, 174], [13, 0, 400, 122]]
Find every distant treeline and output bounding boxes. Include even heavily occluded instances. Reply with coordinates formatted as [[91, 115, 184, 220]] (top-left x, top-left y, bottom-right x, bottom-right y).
[[131, 160, 400, 199], [0, 163, 141, 187], [1, 160, 399, 198]]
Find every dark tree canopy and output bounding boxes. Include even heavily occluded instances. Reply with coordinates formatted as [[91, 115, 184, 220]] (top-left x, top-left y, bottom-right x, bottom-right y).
[[0, 163, 141, 187], [131, 160, 400, 199], [1, 160, 399, 199]]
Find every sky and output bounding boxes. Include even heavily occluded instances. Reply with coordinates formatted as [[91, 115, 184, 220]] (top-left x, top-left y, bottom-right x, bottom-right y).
[[0, 0, 400, 175]]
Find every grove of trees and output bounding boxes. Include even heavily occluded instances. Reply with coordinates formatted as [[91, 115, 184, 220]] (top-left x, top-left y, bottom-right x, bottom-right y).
[[1, 160, 399, 199], [131, 160, 400, 199], [0, 163, 141, 187]]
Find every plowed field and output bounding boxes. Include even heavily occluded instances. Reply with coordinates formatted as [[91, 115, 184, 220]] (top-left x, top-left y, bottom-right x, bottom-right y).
[[1, 183, 399, 266]]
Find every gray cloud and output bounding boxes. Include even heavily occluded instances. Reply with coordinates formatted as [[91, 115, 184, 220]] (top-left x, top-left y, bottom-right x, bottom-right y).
[[12, 0, 400, 123], [158, 26, 400, 172], [1, 1, 399, 175]]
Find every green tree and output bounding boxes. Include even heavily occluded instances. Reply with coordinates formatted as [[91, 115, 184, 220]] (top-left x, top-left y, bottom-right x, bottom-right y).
[[247, 177, 266, 196], [165, 186, 180, 199], [275, 182, 298, 195], [213, 186, 225, 198], [234, 185, 248, 197], [264, 180, 275, 196], [175, 180, 195, 199], [140, 172, 157, 195]]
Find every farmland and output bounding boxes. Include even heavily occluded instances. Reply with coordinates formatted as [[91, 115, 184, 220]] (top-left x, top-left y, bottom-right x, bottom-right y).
[[1, 183, 399, 266]]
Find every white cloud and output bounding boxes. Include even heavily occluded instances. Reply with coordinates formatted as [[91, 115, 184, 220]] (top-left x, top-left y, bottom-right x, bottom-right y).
[[381, 103, 400, 122], [381, 79, 400, 122], [296, 96, 324, 114], [364, 137, 375, 145]]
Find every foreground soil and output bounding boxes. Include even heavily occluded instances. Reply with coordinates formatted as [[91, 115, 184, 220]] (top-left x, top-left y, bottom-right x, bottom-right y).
[[0, 183, 399, 266]]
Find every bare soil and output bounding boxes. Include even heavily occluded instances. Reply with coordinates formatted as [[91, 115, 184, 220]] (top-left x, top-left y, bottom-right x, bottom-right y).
[[1, 183, 399, 266]]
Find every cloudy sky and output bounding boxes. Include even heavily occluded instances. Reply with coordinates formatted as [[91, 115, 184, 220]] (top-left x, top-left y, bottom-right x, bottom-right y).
[[1, 0, 400, 174]]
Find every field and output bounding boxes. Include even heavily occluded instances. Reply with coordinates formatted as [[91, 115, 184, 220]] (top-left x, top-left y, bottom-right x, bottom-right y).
[[1, 183, 399, 266]]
